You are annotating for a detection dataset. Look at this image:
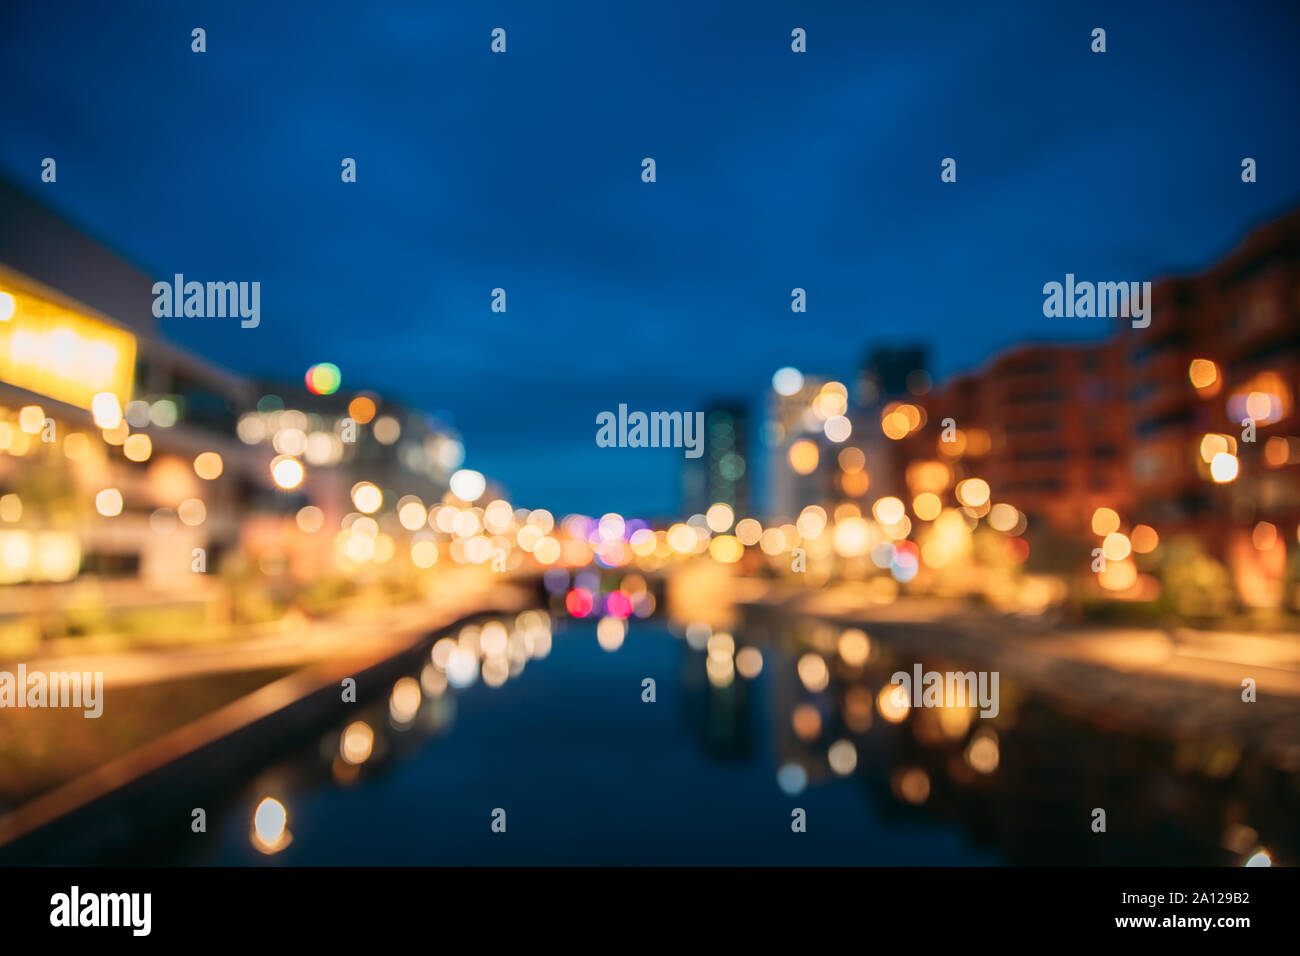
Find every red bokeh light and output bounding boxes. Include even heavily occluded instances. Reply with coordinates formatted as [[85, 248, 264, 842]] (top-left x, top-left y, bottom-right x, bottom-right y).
[[565, 588, 594, 617]]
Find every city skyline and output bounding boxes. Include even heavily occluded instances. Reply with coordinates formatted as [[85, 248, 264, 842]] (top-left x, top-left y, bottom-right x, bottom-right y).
[[4, 171, 1292, 526]]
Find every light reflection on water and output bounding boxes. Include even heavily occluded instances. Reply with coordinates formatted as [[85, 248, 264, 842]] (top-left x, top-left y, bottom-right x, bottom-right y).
[[177, 613, 990, 865], [171, 610, 1292, 866]]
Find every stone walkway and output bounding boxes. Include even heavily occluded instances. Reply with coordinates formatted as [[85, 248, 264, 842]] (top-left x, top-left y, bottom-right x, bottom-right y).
[[0, 582, 535, 850], [741, 588, 1300, 771]]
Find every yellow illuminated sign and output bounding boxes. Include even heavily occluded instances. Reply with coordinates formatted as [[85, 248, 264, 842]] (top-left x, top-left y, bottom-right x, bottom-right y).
[[0, 283, 136, 410]]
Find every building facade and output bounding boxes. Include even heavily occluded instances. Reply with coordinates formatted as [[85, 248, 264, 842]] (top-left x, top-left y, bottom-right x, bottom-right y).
[[0, 177, 465, 622]]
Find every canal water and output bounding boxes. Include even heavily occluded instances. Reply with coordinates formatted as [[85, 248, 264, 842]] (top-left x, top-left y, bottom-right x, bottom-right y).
[[182, 615, 1000, 865], [163, 611, 1294, 866]]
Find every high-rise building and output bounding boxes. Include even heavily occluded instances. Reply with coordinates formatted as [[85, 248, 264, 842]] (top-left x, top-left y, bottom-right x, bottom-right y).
[[857, 345, 930, 407], [764, 375, 831, 521], [1123, 208, 1300, 561], [683, 402, 750, 518]]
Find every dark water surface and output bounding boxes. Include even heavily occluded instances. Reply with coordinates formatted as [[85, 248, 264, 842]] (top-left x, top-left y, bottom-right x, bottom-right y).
[[185, 618, 999, 865], [149, 613, 1294, 866]]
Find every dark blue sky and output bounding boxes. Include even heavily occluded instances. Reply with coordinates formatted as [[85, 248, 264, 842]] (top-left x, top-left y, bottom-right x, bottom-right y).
[[2, 1, 1297, 516]]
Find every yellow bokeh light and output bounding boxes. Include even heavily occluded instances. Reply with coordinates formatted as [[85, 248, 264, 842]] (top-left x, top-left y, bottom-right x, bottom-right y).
[[913, 492, 942, 521], [987, 502, 1019, 532], [788, 439, 819, 475], [881, 410, 910, 440], [341, 721, 374, 765], [270, 455, 304, 489], [955, 477, 990, 508], [837, 628, 870, 667], [449, 469, 486, 503], [562, 537, 593, 567], [483, 499, 514, 534], [351, 481, 382, 513], [345, 533, 376, 563], [177, 498, 206, 526], [735, 646, 763, 679], [759, 527, 787, 555], [628, 528, 656, 556], [832, 515, 871, 556], [411, 539, 439, 568], [516, 524, 542, 551], [389, 676, 421, 722], [706, 632, 735, 661], [964, 428, 991, 456], [938, 429, 968, 457], [1102, 531, 1131, 561], [823, 415, 852, 442], [792, 703, 822, 740], [1188, 358, 1218, 391], [668, 523, 698, 554], [872, 496, 905, 525], [838, 446, 865, 473], [1130, 524, 1159, 554], [813, 382, 849, 419], [463, 535, 493, 565], [398, 500, 427, 530], [734, 517, 762, 546], [893, 767, 930, 804], [18, 405, 44, 435], [877, 683, 910, 723], [1210, 452, 1239, 483], [101, 420, 129, 446], [907, 460, 951, 494], [1264, 436, 1290, 467], [796, 505, 827, 539], [1252, 521, 1278, 551], [705, 502, 735, 533], [1098, 557, 1138, 591], [347, 395, 376, 424], [1245, 391, 1274, 422], [965, 730, 1000, 774], [193, 451, 223, 479], [1091, 507, 1120, 536], [796, 653, 830, 693], [296, 505, 325, 533], [598, 513, 626, 542], [708, 534, 744, 563], [533, 536, 561, 565], [123, 432, 152, 462], [1199, 433, 1232, 463], [841, 470, 870, 497], [91, 392, 122, 430], [94, 488, 123, 517], [451, 509, 480, 538], [33, 531, 80, 582], [597, 616, 627, 652]]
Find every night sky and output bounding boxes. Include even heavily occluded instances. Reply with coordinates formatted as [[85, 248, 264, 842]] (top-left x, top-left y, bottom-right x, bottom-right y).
[[2, 0, 1297, 516]]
